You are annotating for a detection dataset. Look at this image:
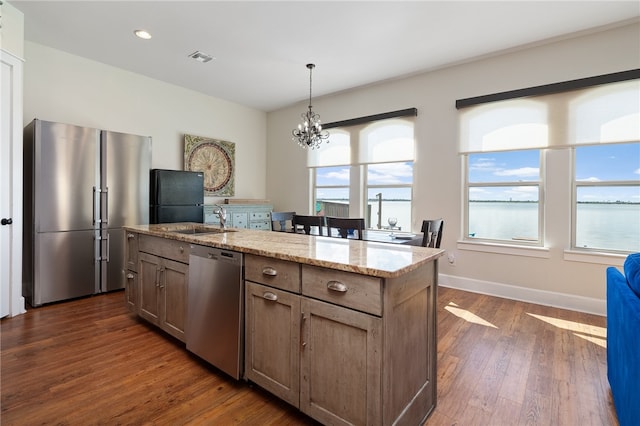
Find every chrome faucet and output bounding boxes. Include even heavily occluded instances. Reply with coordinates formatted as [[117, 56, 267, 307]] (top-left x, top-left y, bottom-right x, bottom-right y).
[[213, 204, 227, 229]]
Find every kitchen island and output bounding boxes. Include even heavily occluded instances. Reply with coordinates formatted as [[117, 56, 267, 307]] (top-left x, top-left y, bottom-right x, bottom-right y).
[[123, 223, 444, 426]]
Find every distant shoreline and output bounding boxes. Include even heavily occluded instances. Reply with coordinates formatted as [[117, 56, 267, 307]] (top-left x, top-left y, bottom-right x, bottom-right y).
[[468, 200, 639, 205], [326, 199, 639, 205]]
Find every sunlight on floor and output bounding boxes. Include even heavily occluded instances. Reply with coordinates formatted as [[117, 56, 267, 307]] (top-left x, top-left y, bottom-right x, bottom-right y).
[[527, 312, 607, 348], [445, 302, 498, 328]]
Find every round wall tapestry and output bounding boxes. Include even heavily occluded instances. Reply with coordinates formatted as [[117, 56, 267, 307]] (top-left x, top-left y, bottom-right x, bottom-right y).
[[184, 134, 235, 196]]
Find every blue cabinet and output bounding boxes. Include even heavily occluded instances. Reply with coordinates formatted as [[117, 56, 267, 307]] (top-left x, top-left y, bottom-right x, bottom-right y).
[[204, 204, 273, 230]]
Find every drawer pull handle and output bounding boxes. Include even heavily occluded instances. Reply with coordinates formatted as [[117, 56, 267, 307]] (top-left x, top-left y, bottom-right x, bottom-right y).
[[327, 281, 348, 293], [126, 273, 134, 279], [262, 267, 277, 276], [179, 246, 184, 253], [263, 292, 278, 301], [127, 233, 135, 239]]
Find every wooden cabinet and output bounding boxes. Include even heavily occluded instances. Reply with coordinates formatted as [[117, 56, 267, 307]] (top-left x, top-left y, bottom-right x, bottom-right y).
[[125, 232, 139, 272], [245, 282, 301, 407], [204, 204, 273, 230], [135, 235, 189, 342], [125, 271, 138, 314], [300, 297, 382, 425], [124, 232, 139, 314], [300, 265, 382, 425], [244, 254, 437, 426], [122, 227, 439, 425]]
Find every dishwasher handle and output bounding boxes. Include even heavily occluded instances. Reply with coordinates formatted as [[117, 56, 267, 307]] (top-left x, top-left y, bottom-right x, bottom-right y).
[[190, 245, 242, 266]]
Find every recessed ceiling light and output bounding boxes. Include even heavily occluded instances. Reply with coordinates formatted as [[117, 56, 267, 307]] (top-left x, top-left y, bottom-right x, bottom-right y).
[[134, 30, 152, 40], [188, 51, 214, 63]]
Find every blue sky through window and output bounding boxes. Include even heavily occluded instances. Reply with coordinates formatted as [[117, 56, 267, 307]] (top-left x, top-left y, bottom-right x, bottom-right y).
[[469, 144, 640, 203], [316, 162, 413, 200], [575, 143, 640, 181], [575, 143, 640, 203], [469, 150, 539, 183]]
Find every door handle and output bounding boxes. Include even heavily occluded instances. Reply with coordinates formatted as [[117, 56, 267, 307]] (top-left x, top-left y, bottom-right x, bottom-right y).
[[1, 218, 12, 225], [103, 187, 109, 225]]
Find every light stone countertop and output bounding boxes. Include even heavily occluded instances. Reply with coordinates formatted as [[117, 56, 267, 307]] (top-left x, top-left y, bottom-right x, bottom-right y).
[[124, 223, 444, 278]]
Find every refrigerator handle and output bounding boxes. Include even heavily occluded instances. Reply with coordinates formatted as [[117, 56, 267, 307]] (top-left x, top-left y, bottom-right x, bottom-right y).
[[104, 233, 110, 262], [93, 186, 98, 225], [104, 187, 109, 225]]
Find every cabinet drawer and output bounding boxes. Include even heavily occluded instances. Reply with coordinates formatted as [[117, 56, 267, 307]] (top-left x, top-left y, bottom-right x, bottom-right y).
[[138, 234, 189, 263], [245, 254, 300, 293], [302, 265, 382, 316], [251, 211, 271, 221], [250, 221, 271, 230]]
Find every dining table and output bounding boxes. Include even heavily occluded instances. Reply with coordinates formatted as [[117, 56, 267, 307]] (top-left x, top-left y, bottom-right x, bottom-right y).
[[298, 226, 423, 246]]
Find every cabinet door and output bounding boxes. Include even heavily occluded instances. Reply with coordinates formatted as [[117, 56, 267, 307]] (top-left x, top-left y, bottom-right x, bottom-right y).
[[300, 297, 382, 426], [232, 212, 248, 228], [139, 252, 160, 325], [245, 282, 301, 407], [125, 232, 138, 272], [125, 270, 138, 314], [160, 258, 188, 341]]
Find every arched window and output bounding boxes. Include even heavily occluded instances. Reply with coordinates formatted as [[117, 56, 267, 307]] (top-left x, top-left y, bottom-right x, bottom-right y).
[[309, 117, 415, 230]]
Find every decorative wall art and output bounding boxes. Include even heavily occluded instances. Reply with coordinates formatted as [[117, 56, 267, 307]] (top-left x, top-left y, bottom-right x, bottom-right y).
[[184, 134, 235, 196]]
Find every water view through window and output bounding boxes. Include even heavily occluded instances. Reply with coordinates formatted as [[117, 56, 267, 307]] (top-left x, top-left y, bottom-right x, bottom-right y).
[[575, 143, 640, 252], [467, 150, 541, 242], [466, 145, 640, 252]]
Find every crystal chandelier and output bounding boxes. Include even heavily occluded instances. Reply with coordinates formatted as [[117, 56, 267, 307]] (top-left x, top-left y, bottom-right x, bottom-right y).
[[292, 63, 329, 149]]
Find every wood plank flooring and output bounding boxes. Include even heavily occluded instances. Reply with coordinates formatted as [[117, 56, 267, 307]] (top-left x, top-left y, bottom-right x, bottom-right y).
[[1, 286, 618, 425]]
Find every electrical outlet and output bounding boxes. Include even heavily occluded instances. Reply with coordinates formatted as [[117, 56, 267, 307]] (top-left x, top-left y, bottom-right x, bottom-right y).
[[447, 252, 456, 266]]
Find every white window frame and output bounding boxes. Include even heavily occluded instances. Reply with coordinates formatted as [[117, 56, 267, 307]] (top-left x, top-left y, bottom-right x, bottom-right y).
[[463, 150, 544, 246], [571, 142, 640, 253]]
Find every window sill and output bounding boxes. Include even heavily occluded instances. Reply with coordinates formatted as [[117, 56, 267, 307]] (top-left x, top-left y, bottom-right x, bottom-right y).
[[563, 249, 626, 266], [457, 240, 550, 259]]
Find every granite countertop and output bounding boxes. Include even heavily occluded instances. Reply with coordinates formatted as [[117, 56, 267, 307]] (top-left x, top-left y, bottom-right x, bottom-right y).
[[124, 223, 444, 278]]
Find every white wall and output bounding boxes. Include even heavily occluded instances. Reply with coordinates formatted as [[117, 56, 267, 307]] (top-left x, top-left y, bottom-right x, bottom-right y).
[[23, 41, 268, 203], [266, 22, 640, 314], [0, 1, 24, 58]]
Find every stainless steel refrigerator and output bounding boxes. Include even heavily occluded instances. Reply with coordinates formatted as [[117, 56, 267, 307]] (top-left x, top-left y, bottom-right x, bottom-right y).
[[23, 119, 152, 307]]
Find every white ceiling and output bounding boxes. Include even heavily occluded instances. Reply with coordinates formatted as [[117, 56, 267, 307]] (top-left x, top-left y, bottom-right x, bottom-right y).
[[11, 1, 640, 112]]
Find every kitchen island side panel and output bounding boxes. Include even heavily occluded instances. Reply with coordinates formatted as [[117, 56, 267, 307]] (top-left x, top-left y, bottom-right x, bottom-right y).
[[383, 260, 437, 425]]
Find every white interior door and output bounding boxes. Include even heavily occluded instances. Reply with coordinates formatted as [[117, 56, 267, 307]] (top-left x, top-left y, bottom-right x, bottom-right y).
[[1, 55, 13, 316], [1, 50, 25, 317]]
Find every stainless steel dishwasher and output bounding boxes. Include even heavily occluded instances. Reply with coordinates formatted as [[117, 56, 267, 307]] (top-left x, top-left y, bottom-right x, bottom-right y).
[[186, 244, 243, 379]]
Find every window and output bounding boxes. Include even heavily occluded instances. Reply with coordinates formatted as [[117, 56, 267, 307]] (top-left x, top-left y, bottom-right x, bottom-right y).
[[311, 130, 351, 216], [367, 164, 413, 230], [314, 166, 350, 214], [459, 76, 639, 253], [466, 150, 541, 243], [460, 97, 546, 244], [574, 142, 640, 252], [309, 115, 415, 230], [361, 121, 414, 230]]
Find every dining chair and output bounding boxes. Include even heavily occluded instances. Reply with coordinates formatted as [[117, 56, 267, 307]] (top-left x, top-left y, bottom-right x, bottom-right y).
[[271, 211, 295, 232], [292, 214, 325, 236], [420, 219, 444, 248], [326, 216, 365, 240]]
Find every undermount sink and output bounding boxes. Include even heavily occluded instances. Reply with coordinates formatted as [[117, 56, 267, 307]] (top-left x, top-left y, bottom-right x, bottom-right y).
[[170, 227, 235, 235]]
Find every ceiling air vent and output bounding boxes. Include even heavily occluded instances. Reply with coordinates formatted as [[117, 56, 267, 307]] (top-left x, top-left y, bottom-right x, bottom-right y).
[[188, 51, 214, 63]]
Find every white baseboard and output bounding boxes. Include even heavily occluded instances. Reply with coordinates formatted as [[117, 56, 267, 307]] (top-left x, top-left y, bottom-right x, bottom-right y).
[[438, 274, 606, 317]]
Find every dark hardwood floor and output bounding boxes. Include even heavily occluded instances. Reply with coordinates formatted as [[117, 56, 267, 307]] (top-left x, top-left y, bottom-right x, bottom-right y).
[[1, 286, 618, 425]]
